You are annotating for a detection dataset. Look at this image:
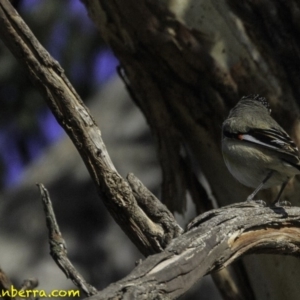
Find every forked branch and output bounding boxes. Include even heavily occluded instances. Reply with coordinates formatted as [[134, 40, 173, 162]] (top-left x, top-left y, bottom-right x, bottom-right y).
[[0, 0, 181, 257]]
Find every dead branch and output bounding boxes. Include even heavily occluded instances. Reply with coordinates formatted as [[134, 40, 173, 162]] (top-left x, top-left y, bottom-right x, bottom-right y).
[[38, 184, 97, 297], [84, 201, 300, 299], [0, 268, 38, 300], [0, 0, 182, 257]]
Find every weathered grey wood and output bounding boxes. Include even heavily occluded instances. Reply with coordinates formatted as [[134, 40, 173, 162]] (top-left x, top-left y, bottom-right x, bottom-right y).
[[84, 202, 300, 299], [0, 0, 181, 258]]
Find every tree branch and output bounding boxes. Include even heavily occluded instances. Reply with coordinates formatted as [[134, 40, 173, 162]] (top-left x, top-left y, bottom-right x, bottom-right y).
[[0, 0, 182, 257], [84, 202, 300, 300], [38, 184, 97, 297], [0, 268, 38, 300]]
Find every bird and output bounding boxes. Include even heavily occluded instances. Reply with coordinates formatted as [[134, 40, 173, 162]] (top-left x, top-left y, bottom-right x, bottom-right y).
[[222, 94, 300, 205]]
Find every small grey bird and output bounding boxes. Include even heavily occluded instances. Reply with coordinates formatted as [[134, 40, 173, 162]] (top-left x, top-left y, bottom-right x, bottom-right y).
[[222, 94, 300, 205]]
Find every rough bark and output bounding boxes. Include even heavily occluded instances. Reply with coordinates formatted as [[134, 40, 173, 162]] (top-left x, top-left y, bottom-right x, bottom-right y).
[[0, 0, 182, 258], [82, 0, 300, 209], [84, 202, 300, 300]]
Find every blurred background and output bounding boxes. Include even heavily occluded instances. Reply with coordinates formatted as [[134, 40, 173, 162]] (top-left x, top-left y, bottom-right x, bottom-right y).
[[0, 1, 220, 299]]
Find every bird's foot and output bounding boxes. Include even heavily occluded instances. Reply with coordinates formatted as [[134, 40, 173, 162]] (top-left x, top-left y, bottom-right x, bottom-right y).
[[272, 200, 291, 207]]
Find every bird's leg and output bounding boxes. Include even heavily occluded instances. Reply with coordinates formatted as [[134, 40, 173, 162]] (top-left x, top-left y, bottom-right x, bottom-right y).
[[271, 179, 290, 206], [247, 170, 274, 202]]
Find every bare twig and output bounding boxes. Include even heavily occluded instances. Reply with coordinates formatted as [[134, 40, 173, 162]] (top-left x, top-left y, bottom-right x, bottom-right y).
[[19, 279, 39, 300], [0, 269, 38, 300], [127, 173, 183, 247], [37, 184, 97, 297], [19, 279, 38, 291]]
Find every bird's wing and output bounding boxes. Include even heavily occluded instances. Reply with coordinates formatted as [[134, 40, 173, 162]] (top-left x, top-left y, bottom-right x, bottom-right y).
[[237, 127, 300, 166]]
